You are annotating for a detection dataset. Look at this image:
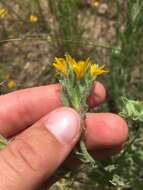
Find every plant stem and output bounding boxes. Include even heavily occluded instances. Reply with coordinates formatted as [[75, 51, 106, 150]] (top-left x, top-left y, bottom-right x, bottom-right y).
[[79, 139, 96, 167]]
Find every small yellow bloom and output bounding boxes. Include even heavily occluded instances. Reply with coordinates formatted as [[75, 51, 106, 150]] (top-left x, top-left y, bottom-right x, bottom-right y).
[[65, 54, 77, 66], [93, 0, 100, 7], [7, 80, 16, 89], [72, 59, 90, 79], [29, 15, 38, 23], [90, 64, 108, 78], [0, 8, 7, 18], [53, 58, 67, 76]]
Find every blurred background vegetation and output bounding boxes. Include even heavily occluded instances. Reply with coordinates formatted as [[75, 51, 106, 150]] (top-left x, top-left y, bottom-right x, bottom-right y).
[[0, 0, 143, 189]]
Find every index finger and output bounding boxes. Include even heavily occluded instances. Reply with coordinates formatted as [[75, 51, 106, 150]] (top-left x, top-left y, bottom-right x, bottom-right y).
[[0, 82, 106, 137]]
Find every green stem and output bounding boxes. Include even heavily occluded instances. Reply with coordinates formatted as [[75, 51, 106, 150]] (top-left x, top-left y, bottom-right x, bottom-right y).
[[79, 139, 96, 167]]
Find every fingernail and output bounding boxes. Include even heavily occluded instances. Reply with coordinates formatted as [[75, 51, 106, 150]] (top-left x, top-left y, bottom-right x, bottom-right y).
[[44, 107, 81, 144]]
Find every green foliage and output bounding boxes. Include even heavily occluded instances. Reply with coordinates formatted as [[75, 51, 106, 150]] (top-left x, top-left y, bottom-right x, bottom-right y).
[[107, 0, 143, 112], [48, 0, 82, 55], [120, 97, 143, 121]]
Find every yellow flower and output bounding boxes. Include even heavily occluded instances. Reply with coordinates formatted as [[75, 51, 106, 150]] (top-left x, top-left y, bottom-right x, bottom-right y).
[[0, 8, 7, 18], [90, 64, 108, 78], [72, 59, 90, 79], [29, 15, 38, 23], [65, 54, 77, 66], [7, 80, 16, 89], [53, 58, 67, 76], [65, 54, 90, 78], [93, 0, 99, 7]]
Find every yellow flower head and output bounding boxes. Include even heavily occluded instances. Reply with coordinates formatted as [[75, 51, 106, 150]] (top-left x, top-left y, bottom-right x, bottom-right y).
[[72, 59, 90, 79], [0, 8, 7, 18], [53, 58, 67, 76], [65, 54, 77, 66], [7, 80, 16, 89], [29, 15, 38, 23], [90, 64, 108, 78], [53, 54, 108, 79], [65, 54, 90, 78], [93, 0, 100, 7]]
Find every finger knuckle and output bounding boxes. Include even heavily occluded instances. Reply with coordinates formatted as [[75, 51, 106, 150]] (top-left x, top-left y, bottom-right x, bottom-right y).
[[4, 138, 42, 174]]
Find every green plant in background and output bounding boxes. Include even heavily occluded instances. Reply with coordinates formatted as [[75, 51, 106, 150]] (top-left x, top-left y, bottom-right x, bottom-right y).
[[60, 97, 143, 190], [48, 0, 83, 56], [0, 0, 84, 88], [107, 0, 143, 113], [120, 97, 143, 122]]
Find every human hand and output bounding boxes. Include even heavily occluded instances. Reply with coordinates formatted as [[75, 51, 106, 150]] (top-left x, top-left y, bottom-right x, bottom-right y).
[[0, 82, 128, 190]]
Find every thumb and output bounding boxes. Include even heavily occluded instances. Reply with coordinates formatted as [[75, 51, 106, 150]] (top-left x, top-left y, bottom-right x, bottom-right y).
[[0, 107, 81, 190]]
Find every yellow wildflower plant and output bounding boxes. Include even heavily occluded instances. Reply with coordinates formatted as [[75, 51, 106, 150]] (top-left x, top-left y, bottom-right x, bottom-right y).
[[29, 15, 38, 23], [53, 53, 108, 167], [0, 8, 7, 18]]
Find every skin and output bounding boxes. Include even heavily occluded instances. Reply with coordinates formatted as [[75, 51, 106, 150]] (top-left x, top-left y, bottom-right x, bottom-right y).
[[0, 81, 128, 190]]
